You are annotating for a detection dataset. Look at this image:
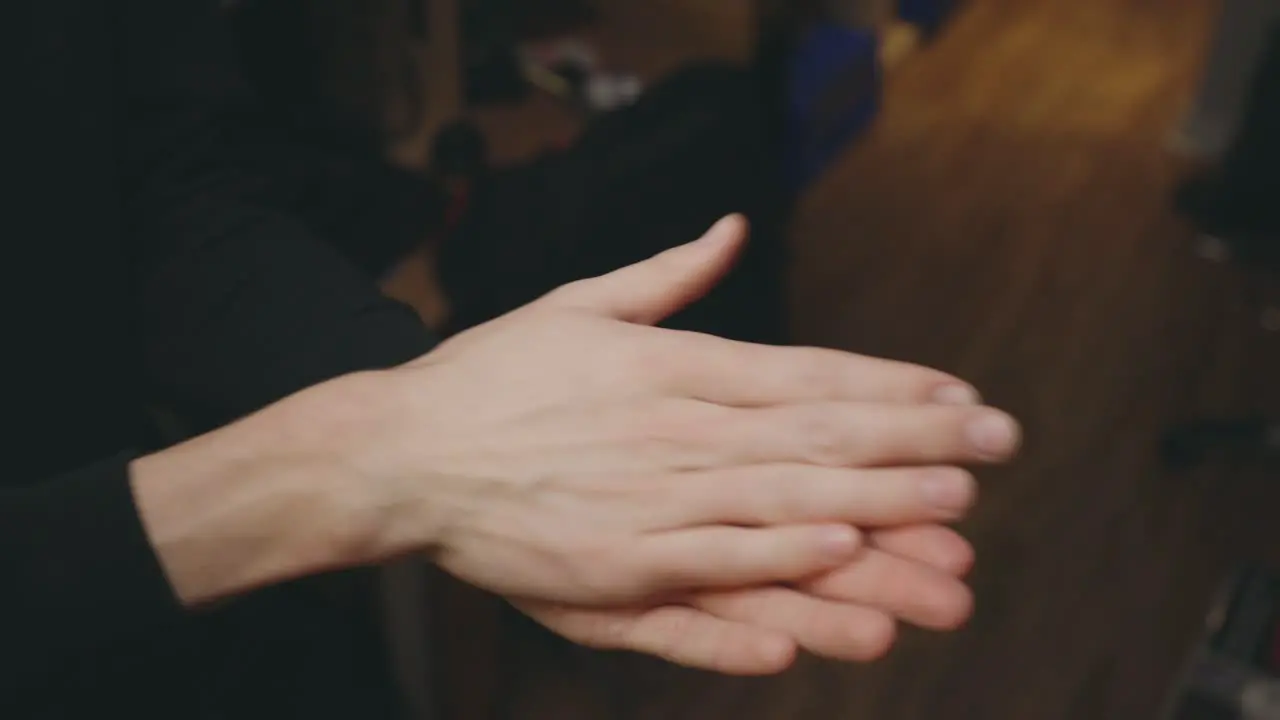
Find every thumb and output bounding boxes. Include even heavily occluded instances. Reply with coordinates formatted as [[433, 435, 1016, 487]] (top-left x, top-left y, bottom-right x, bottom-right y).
[[541, 214, 747, 324]]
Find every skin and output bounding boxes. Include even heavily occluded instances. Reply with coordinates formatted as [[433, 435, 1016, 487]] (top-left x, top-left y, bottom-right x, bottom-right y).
[[130, 215, 1020, 676]]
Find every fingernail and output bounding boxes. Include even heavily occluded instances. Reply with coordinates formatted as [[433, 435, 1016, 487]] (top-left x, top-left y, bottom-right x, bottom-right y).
[[822, 526, 861, 558], [932, 383, 981, 405], [966, 412, 1021, 458], [921, 470, 975, 513]]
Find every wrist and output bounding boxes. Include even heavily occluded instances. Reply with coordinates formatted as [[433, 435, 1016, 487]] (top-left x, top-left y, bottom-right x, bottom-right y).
[[129, 373, 430, 606]]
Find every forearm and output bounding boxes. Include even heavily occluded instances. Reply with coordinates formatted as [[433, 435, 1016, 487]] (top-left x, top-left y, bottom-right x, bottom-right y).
[[0, 371, 436, 700], [131, 441, 354, 608], [131, 373, 424, 607]]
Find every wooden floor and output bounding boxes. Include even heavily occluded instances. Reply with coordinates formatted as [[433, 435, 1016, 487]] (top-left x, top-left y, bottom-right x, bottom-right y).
[[428, 0, 1280, 718]]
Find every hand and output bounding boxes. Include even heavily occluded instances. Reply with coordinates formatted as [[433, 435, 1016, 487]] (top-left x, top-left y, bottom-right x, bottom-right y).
[[371, 220, 990, 665], [512, 522, 980, 675], [683, 524, 978, 670], [347, 216, 1019, 670], [512, 512, 982, 674]]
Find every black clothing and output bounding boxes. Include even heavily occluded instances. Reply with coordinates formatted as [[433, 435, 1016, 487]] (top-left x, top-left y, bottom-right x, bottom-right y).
[[2, 0, 433, 716], [439, 64, 793, 344]]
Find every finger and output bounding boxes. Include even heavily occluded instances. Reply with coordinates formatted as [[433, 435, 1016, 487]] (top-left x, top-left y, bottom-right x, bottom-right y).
[[869, 525, 975, 577], [666, 465, 976, 528], [800, 548, 974, 630], [654, 332, 981, 408], [722, 402, 1021, 467], [545, 603, 797, 675], [539, 215, 746, 325], [694, 586, 897, 662], [637, 524, 862, 593]]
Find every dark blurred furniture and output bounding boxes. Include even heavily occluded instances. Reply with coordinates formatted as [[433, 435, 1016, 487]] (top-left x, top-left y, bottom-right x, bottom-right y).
[[1174, 0, 1280, 160], [1165, 568, 1280, 720], [1161, 21, 1280, 470]]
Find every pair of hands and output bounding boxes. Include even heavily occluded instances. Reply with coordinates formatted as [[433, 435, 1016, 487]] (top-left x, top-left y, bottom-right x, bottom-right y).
[[351, 216, 1020, 674]]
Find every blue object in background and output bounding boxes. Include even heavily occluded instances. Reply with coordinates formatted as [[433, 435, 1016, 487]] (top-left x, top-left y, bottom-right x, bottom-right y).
[[784, 23, 881, 190], [899, 0, 960, 35]]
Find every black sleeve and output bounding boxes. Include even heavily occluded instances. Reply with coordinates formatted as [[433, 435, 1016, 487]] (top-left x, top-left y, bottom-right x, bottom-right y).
[[122, 0, 435, 428], [0, 455, 185, 697]]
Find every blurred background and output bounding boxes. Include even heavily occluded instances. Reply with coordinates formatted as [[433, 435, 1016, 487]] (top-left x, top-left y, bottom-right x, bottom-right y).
[[214, 0, 1280, 717]]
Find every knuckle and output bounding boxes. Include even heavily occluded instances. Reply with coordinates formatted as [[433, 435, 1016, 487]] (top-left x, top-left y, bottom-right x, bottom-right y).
[[896, 364, 953, 394], [729, 471, 787, 522], [560, 609, 633, 651], [920, 408, 978, 456], [795, 408, 850, 465], [575, 619, 630, 651], [790, 349, 843, 395], [647, 610, 698, 654], [915, 465, 975, 492], [638, 552, 695, 591], [880, 355, 946, 381], [563, 543, 634, 601]]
